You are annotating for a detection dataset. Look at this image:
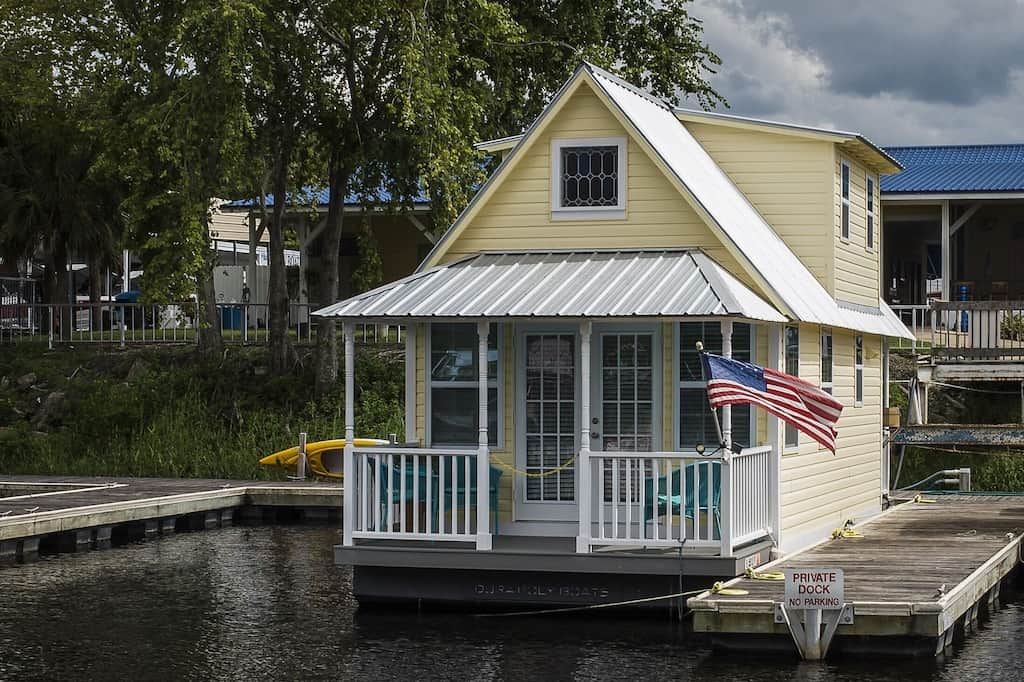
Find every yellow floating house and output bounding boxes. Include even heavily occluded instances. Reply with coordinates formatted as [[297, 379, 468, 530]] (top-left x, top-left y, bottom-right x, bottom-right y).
[[315, 63, 914, 610]]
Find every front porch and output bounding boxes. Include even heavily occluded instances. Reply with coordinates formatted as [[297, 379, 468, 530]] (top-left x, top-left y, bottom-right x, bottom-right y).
[[322, 251, 788, 579]]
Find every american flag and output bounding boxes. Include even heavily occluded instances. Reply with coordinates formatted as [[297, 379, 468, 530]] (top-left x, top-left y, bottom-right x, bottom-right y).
[[701, 352, 843, 454]]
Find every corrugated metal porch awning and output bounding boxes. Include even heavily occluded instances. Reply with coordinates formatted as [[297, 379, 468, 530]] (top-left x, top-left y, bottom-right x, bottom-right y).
[[313, 249, 787, 321]]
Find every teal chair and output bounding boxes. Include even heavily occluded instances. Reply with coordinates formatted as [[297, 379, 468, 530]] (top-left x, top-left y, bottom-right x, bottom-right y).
[[439, 456, 503, 534], [644, 461, 721, 536], [378, 456, 503, 534]]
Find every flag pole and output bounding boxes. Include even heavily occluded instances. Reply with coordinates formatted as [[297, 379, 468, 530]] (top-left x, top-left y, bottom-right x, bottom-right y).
[[697, 341, 725, 450]]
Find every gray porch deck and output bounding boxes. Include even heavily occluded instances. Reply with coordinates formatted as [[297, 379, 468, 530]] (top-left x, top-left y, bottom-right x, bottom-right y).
[[338, 533, 774, 610], [338, 534, 771, 575]]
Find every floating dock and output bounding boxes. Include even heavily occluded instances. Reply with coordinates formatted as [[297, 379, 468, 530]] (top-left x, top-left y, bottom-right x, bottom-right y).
[[687, 494, 1024, 656], [0, 476, 341, 563]]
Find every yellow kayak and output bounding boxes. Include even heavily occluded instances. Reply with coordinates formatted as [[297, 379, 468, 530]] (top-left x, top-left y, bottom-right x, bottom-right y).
[[260, 438, 389, 479]]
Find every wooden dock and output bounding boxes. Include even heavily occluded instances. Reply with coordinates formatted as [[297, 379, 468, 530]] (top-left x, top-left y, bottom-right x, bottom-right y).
[[687, 494, 1024, 656], [0, 476, 341, 563]]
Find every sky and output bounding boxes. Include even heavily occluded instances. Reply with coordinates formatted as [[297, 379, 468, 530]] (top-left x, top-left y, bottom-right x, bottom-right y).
[[687, 0, 1024, 146]]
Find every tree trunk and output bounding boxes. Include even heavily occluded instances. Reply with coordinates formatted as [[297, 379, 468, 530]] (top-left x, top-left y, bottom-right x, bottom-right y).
[[46, 240, 71, 340], [196, 230, 223, 355], [268, 141, 294, 374], [87, 255, 102, 303], [313, 157, 348, 396]]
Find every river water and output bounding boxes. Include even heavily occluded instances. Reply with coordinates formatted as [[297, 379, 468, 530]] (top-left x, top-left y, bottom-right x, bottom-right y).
[[1, 525, 1022, 681]]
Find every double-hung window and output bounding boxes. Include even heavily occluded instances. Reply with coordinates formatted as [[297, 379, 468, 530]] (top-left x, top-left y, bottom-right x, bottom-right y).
[[820, 330, 833, 395], [866, 175, 876, 249], [784, 326, 800, 450], [840, 161, 851, 240], [428, 323, 500, 446], [677, 322, 753, 450], [551, 138, 626, 219], [855, 335, 864, 406]]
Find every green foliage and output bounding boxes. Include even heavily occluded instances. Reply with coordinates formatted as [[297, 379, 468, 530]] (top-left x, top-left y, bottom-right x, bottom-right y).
[[0, 345, 404, 479], [898, 448, 1024, 493], [1001, 313, 1024, 341]]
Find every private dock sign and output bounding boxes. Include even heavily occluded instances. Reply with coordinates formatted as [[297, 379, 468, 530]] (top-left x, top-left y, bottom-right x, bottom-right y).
[[784, 568, 844, 610]]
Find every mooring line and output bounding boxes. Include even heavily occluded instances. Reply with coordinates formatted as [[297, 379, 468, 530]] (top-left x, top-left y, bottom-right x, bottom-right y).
[[474, 588, 709, 618]]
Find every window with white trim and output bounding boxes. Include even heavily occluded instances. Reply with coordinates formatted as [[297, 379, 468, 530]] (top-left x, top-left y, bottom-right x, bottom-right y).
[[784, 325, 800, 450], [428, 323, 500, 446], [866, 175, 875, 249], [677, 322, 753, 450], [820, 330, 833, 395], [840, 161, 850, 240], [551, 138, 626, 217], [855, 335, 864, 406]]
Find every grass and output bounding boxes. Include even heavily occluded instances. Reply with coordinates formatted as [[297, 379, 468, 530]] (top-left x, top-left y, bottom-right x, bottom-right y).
[[0, 343, 405, 480]]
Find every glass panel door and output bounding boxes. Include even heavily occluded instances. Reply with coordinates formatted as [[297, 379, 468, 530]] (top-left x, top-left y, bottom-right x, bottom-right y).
[[596, 332, 655, 453], [516, 332, 578, 521]]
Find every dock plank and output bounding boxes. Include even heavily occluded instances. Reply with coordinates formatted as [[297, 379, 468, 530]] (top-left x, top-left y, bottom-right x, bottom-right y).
[[0, 475, 342, 542], [688, 495, 1024, 647]]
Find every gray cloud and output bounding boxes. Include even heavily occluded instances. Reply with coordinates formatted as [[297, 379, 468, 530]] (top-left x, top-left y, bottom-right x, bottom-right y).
[[688, 0, 1024, 144], [728, 1, 1024, 105]]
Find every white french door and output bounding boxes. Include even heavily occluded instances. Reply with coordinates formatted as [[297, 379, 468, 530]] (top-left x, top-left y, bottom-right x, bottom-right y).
[[590, 327, 661, 527], [590, 327, 661, 454], [515, 329, 579, 521]]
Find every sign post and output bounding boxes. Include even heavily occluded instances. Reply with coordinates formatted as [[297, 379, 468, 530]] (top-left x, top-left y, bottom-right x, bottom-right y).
[[776, 568, 851, 660]]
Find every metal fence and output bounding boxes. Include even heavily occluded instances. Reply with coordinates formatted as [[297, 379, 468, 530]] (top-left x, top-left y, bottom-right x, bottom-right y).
[[0, 302, 403, 348]]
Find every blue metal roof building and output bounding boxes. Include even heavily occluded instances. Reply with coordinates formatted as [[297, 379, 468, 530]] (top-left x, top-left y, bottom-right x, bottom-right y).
[[882, 144, 1024, 194], [222, 186, 430, 209]]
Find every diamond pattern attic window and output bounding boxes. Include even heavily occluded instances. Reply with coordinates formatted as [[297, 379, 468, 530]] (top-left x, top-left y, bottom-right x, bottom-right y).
[[561, 146, 619, 207]]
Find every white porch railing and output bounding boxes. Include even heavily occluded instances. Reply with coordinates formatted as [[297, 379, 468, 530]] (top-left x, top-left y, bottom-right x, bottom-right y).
[[729, 445, 774, 546], [585, 445, 775, 555], [347, 446, 493, 547], [889, 304, 930, 351]]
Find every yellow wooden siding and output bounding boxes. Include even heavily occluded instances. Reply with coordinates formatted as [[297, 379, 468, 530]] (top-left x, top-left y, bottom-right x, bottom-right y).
[[684, 123, 835, 292], [834, 153, 881, 306], [662, 323, 674, 449], [415, 324, 425, 443], [779, 326, 883, 548], [494, 325, 515, 523], [754, 328, 769, 445], [440, 85, 754, 290]]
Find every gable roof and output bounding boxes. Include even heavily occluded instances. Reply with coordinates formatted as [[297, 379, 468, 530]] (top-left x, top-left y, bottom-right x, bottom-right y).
[[671, 108, 901, 175], [314, 249, 786, 322], [475, 107, 901, 175], [882, 144, 1024, 194], [421, 63, 912, 339]]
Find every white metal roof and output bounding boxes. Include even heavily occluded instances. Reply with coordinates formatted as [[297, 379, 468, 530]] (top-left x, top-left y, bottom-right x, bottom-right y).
[[313, 250, 787, 322], [585, 64, 914, 339]]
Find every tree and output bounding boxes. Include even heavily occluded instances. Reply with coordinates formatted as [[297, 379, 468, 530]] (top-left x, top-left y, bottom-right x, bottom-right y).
[[75, 0, 266, 355], [0, 3, 124, 334], [304, 0, 724, 395]]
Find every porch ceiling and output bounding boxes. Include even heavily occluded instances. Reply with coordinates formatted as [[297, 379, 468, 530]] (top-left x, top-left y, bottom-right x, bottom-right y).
[[313, 249, 787, 322]]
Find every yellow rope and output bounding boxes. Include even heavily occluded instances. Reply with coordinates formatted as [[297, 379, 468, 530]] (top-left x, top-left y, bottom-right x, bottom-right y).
[[831, 527, 864, 539], [745, 567, 784, 581], [712, 581, 750, 596], [490, 454, 578, 478]]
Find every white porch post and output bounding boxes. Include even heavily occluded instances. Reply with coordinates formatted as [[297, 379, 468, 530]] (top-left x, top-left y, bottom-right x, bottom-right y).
[[767, 324, 784, 549], [941, 200, 951, 301], [719, 319, 734, 557], [576, 320, 593, 554], [343, 321, 356, 546], [476, 320, 492, 550]]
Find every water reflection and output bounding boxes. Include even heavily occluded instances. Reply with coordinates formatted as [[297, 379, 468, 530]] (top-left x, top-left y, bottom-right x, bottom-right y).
[[0, 526, 1020, 681]]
